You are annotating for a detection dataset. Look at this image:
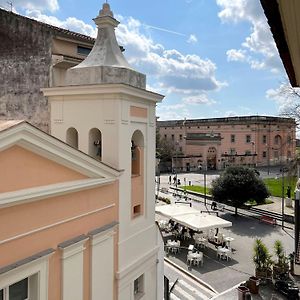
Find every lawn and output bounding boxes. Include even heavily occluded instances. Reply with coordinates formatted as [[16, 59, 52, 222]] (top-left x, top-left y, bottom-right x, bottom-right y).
[[182, 185, 212, 195], [263, 176, 297, 198]]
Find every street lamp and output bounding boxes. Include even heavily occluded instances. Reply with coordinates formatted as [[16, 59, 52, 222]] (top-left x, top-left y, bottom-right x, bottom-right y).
[[198, 163, 207, 206]]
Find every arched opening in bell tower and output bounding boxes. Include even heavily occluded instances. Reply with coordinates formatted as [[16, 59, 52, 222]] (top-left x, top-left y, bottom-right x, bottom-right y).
[[66, 127, 78, 149], [131, 130, 144, 218], [88, 128, 102, 160]]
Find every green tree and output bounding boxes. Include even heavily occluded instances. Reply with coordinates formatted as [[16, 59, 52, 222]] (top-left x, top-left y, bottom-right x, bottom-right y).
[[156, 129, 175, 162], [211, 166, 270, 215]]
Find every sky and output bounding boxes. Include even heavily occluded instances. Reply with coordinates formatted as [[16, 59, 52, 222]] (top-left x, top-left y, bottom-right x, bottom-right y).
[[0, 0, 294, 121]]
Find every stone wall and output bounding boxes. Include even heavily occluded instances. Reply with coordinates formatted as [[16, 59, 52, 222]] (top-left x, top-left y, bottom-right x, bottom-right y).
[[0, 10, 52, 132]]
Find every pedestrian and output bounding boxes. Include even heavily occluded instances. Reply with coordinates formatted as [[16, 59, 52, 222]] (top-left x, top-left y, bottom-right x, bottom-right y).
[[173, 176, 176, 185], [286, 186, 291, 198], [169, 175, 171, 185]]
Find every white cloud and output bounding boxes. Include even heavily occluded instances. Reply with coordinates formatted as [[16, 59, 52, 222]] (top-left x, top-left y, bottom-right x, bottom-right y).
[[183, 94, 216, 105], [266, 83, 300, 111], [23, 8, 224, 120], [25, 10, 97, 37], [116, 16, 225, 95], [156, 104, 190, 120], [12, 0, 58, 12], [216, 0, 283, 73], [187, 34, 198, 44], [224, 110, 237, 117], [226, 49, 246, 62]]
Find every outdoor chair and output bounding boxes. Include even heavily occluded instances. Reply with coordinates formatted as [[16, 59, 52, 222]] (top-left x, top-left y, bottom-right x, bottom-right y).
[[225, 250, 232, 261], [187, 255, 193, 265]]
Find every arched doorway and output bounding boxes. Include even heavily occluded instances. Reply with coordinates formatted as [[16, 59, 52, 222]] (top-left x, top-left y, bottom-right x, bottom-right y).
[[207, 147, 217, 170]]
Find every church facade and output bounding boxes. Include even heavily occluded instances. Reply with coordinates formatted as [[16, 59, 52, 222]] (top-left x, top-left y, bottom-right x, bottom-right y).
[[0, 4, 164, 300]]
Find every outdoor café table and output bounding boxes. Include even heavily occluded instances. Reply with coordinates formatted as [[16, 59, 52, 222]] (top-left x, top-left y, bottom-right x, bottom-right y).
[[195, 237, 207, 248], [187, 252, 203, 266], [217, 247, 231, 260], [167, 240, 180, 253], [158, 220, 168, 230], [224, 236, 234, 247]]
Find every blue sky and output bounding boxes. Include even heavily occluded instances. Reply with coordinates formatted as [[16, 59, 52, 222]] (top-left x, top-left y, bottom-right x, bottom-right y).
[[1, 0, 291, 120]]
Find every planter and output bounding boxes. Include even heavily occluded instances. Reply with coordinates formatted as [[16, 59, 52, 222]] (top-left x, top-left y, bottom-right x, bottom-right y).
[[237, 286, 250, 300], [285, 198, 293, 208], [248, 276, 259, 294], [273, 265, 289, 279], [255, 268, 272, 279]]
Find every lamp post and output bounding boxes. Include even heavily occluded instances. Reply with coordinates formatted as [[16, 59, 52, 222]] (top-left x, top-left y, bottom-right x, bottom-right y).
[[199, 163, 207, 206], [251, 141, 256, 167]]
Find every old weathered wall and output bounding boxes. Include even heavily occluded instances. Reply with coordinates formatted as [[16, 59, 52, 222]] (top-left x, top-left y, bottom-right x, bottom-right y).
[[0, 10, 52, 132]]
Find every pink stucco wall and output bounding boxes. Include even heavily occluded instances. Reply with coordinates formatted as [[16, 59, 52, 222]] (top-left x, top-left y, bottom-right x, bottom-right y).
[[159, 118, 296, 170], [0, 145, 87, 193], [0, 145, 119, 299]]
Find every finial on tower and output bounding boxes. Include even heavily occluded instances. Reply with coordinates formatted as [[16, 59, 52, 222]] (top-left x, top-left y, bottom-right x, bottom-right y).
[[99, 2, 113, 17]]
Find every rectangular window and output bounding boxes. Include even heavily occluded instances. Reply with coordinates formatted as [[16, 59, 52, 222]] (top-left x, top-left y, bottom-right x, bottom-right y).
[[262, 151, 267, 158], [274, 150, 279, 159], [171, 134, 174, 141], [262, 135, 267, 144], [245, 150, 251, 155], [179, 147, 182, 152], [246, 135, 251, 143], [231, 134, 235, 143], [229, 148, 236, 155], [133, 205, 141, 216], [77, 45, 92, 56], [164, 134, 167, 139], [1, 278, 30, 300], [179, 134, 183, 140], [134, 274, 144, 299]]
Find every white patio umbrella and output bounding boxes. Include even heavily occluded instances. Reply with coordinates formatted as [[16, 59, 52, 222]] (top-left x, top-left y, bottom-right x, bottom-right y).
[[155, 204, 199, 218], [172, 213, 232, 231]]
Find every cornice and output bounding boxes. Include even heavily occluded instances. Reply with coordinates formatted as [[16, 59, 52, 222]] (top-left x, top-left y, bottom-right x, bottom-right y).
[[0, 178, 115, 208]]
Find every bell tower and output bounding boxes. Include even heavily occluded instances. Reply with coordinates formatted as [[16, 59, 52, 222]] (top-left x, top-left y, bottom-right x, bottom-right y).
[[43, 3, 164, 299]]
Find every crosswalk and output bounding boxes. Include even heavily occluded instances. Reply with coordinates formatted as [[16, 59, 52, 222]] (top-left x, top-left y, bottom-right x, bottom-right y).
[[165, 259, 217, 300]]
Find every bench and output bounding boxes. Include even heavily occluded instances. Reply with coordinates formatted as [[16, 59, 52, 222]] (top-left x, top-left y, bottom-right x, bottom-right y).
[[217, 203, 225, 211], [260, 215, 276, 226]]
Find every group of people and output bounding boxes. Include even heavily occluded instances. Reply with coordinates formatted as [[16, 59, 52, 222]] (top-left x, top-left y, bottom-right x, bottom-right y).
[[168, 219, 196, 239], [168, 175, 181, 186]]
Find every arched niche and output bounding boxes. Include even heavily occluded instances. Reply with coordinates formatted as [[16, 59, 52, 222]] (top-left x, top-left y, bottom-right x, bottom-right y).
[[131, 129, 145, 218], [89, 128, 102, 160], [274, 135, 282, 145], [131, 130, 144, 176], [66, 127, 78, 149]]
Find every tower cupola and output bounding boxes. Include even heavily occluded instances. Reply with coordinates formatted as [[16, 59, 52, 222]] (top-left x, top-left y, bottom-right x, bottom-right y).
[[65, 3, 146, 88]]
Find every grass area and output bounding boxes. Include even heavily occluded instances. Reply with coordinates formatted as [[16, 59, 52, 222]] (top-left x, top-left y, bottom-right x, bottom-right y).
[[263, 176, 297, 198], [182, 185, 212, 195]]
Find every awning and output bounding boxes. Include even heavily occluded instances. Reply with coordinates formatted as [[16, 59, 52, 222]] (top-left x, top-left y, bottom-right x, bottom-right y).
[[155, 204, 199, 218], [172, 213, 232, 231]]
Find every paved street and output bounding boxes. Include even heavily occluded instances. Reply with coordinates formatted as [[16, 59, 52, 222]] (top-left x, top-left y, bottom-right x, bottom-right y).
[[156, 174, 296, 296]]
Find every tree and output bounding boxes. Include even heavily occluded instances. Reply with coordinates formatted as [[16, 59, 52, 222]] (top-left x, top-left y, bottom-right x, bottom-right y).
[[268, 81, 300, 127], [211, 166, 270, 215], [156, 129, 175, 162]]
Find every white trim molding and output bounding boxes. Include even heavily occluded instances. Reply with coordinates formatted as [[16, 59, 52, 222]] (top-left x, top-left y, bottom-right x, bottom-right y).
[[0, 204, 115, 246], [0, 249, 53, 300], [42, 83, 164, 104], [89, 223, 117, 300], [0, 121, 121, 178], [0, 178, 115, 208], [59, 236, 88, 300]]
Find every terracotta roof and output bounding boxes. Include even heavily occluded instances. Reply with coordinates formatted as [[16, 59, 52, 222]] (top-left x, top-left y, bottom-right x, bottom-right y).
[[0, 8, 95, 43]]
